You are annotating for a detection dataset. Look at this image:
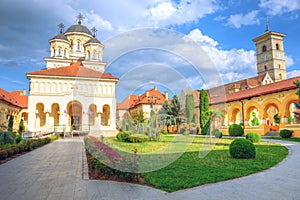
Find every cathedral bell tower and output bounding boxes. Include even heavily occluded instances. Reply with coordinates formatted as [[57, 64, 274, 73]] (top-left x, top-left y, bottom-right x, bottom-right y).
[[252, 19, 287, 82]]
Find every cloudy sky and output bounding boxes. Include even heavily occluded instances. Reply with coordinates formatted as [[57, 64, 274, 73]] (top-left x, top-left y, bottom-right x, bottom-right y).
[[0, 0, 300, 101]]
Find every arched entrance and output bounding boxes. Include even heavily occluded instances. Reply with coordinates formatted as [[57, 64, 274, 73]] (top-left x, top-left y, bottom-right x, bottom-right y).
[[36, 103, 46, 127], [232, 108, 241, 124], [67, 101, 82, 131], [101, 104, 110, 126], [264, 103, 279, 126], [51, 103, 60, 126]]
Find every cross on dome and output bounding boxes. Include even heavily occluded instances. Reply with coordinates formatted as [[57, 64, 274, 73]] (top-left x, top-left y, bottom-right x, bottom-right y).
[[58, 23, 65, 34], [76, 13, 85, 25], [91, 27, 97, 37]]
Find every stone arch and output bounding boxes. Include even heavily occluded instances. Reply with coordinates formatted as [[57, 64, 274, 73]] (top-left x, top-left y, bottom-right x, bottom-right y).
[[88, 104, 97, 126], [51, 103, 60, 126], [36, 103, 46, 127], [67, 101, 82, 130], [102, 104, 110, 126], [282, 93, 298, 117], [262, 102, 280, 126], [232, 108, 241, 124]]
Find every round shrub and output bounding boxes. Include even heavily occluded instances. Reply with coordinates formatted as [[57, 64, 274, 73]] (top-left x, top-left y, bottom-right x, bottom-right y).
[[246, 132, 261, 143], [280, 129, 293, 138], [12, 146, 19, 154], [180, 128, 186, 134], [229, 138, 256, 159], [0, 150, 8, 160], [18, 144, 25, 152], [15, 135, 22, 144], [127, 134, 150, 143], [212, 129, 223, 138], [229, 124, 244, 136], [161, 130, 168, 135], [116, 132, 130, 142]]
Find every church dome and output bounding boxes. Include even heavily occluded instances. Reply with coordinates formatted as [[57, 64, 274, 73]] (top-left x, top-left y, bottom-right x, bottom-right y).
[[65, 24, 93, 36], [86, 37, 102, 44], [50, 33, 69, 42]]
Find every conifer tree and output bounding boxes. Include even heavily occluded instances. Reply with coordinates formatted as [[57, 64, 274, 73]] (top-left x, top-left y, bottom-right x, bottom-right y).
[[186, 94, 195, 124], [199, 89, 210, 135]]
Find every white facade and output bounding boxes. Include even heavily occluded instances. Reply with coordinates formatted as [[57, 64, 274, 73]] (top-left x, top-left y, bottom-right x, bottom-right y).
[[27, 18, 118, 136]]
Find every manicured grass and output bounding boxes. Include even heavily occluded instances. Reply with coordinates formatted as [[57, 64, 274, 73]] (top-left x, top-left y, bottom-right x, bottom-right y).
[[264, 137, 300, 142], [100, 135, 288, 192]]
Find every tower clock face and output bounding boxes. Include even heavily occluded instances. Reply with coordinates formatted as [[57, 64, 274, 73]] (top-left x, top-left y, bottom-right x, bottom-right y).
[[276, 53, 281, 59], [261, 54, 267, 61]]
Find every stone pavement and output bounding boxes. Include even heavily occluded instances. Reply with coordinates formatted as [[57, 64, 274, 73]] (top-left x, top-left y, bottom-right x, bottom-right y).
[[0, 138, 299, 200]]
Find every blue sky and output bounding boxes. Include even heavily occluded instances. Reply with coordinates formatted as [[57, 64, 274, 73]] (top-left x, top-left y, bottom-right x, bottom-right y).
[[0, 0, 300, 101]]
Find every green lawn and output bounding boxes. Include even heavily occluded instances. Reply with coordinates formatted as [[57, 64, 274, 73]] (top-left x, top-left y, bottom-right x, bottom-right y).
[[100, 135, 288, 192], [263, 137, 300, 142]]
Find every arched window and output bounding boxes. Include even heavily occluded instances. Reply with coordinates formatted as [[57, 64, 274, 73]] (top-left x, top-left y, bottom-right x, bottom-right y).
[[70, 40, 73, 51], [264, 65, 267, 71], [262, 45, 267, 52], [279, 73, 282, 79], [276, 44, 280, 50], [279, 64, 281, 69], [92, 50, 97, 60], [64, 49, 67, 57], [77, 40, 81, 51], [58, 48, 61, 56]]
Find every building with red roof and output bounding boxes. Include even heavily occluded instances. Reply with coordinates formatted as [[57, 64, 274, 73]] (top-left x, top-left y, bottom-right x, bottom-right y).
[[25, 16, 119, 136]]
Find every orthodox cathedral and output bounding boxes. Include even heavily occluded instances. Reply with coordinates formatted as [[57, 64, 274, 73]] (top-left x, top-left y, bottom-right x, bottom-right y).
[[26, 14, 119, 136]]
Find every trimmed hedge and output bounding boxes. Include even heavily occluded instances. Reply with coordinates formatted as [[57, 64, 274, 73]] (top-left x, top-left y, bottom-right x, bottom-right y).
[[246, 132, 261, 143], [128, 134, 149, 143], [116, 132, 130, 142], [161, 130, 168, 135], [229, 138, 256, 159], [212, 129, 223, 138], [229, 124, 244, 136], [280, 129, 293, 138], [0, 150, 8, 160]]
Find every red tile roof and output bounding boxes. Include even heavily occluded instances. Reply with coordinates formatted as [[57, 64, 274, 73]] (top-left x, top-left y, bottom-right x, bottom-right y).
[[210, 76, 300, 105], [0, 89, 28, 109], [117, 94, 137, 110], [118, 86, 171, 110], [27, 62, 118, 80]]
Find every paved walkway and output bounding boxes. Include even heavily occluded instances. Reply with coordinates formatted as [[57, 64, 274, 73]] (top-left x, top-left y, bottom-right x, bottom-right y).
[[0, 138, 299, 200]]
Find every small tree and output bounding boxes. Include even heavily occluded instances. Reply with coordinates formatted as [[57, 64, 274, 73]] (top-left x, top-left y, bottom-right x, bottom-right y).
[[121, 119, 126, 131], [185, 94, 195, 124], [170, 94, 182, 133], [18, 119, 25, 134], [127, 117, 133, 131], [133, 110, 145, 125], [199, 89, 210, 135], [159, 101, 173, 132], [8, 116, 13, 132]]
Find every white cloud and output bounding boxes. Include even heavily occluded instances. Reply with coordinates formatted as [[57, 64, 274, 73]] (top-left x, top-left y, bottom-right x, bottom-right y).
[[285, 55, 295, 67], [186, 29, 257, 85], [186, 29, 218, 47], [287, 70, 300, 78], [85, 10, 114, 31], [259, 0, 300, 15], [226, 10, 260, 28], [149, 2, 177, 21]]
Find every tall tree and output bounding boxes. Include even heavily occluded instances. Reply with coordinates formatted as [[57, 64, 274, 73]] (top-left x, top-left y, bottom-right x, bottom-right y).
[[8, 115, 13, 132], [294, 80, 300, 120], [170, 94, 182, 133], [185, 94, 195, 124], [159, 101, 173, 132], [18, 119, 25, 134], [121, 119, 126, 131], [199, 89, 210, 135], [133, 110, 145, 124]]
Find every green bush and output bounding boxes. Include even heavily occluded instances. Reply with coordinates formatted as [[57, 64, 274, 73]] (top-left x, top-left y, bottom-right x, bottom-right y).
[[128, 134, 150, 143], [212, 129, 223, 138], [180, 128, 186, 134], [0, 150, 8, 160], [280, 129, 293, 138], [15, 135, 22, 144], [0, 132, 14, 146], [18, 144, 25, 152], [161, 130, 168, 135], [228, 124, 244, 136], [6, 148, 14, 157], [183, 131, 189, 136], [116, 132, 131, 142], [12, 146, 19, 154], [246, 132, 261, 143], [229, 138, 256, 159]]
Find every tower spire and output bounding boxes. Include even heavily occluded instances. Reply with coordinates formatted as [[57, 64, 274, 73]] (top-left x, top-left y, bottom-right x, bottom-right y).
[[265, 17, 270, 32]]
